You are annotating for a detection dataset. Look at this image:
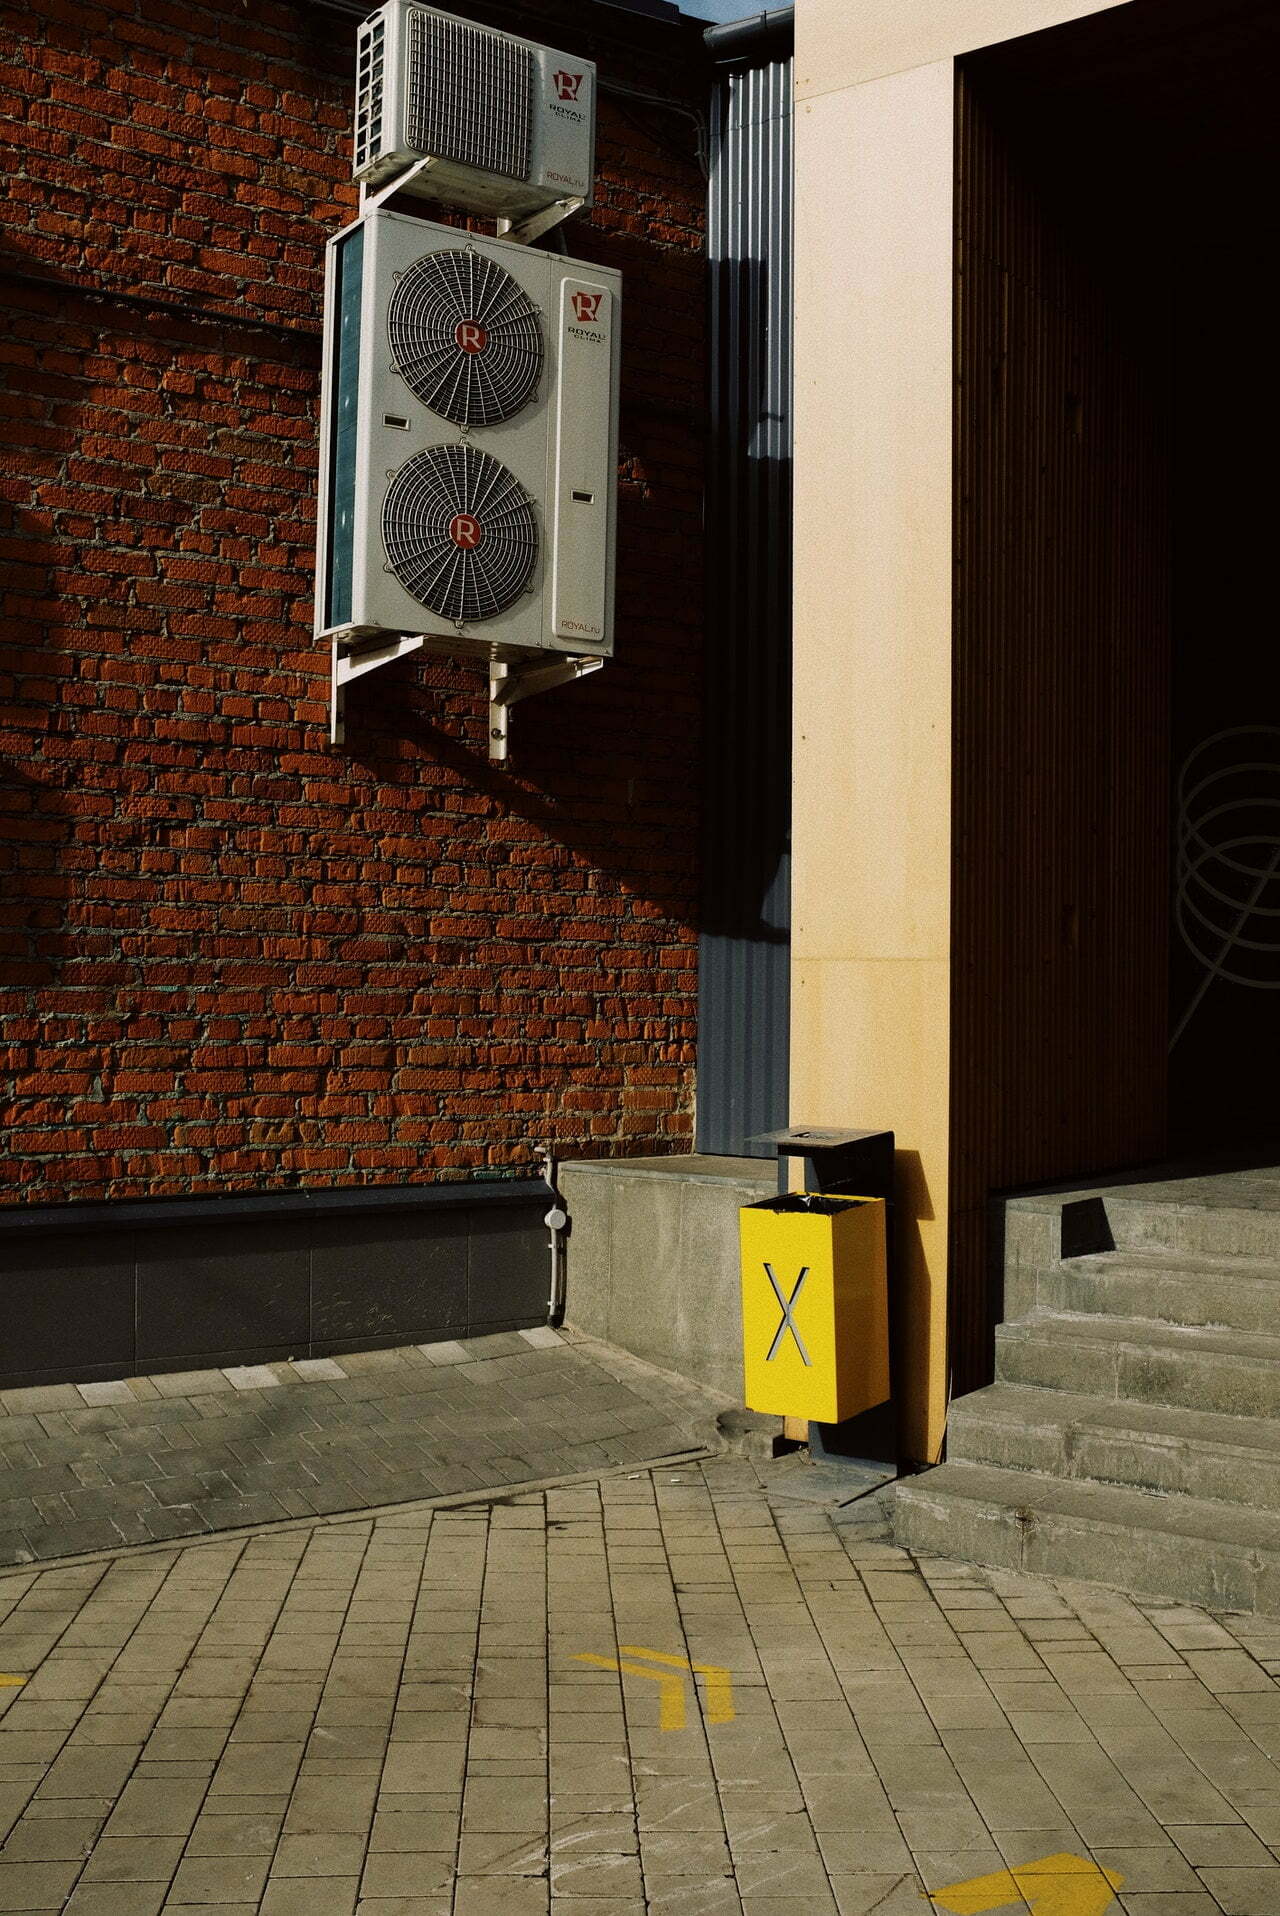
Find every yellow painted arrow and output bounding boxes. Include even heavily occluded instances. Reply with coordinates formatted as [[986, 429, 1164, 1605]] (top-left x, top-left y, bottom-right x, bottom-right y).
[[617, 1644, 736, 1724], [932, 1852, 1123, 1916]]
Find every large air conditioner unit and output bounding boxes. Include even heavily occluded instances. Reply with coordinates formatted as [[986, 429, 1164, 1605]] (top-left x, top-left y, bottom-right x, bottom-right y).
[[316, 209, 621, 674], [353, 1, 596, 221]]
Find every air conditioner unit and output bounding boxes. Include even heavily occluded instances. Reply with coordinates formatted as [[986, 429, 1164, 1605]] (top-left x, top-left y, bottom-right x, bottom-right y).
[[354, 1, 596, 220], [316, 209, 620, 670]]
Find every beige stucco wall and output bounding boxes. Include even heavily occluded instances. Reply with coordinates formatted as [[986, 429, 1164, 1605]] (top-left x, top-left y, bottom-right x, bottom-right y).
[[791, 0, 1131, 1462]]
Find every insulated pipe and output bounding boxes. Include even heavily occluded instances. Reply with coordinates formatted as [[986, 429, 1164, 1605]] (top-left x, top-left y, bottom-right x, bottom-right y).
[[703, 7, 793, 65], [537, 1146, 569, 1324]]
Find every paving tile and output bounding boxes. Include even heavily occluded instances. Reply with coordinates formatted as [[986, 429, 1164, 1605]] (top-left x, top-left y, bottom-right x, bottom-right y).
[[457, 1832, 548, 1875], [549, 1853, 644, 1897], [0, 1809, 101, 1860], [77, 1385, 137, 1409], [354, 1902, 450, 1916], [221, 1368, 282, 1393], [78, 1831, 187, 1877], [1168, 1824, 1276, 1867], [165, 1853, 273, 1903], [0, 1853, 59, 1914], [63, 1886, 168, 1915], [103, 1778, 207, 1839], [359, 1853, 455, 1897], [828, 1879, 926, 1916], [1195, 1867, 1280, 1914], [454, 1878, 550, 1915], [289, 1362, 348, 1383], [1110, 1897, 1223, 1914], [260, 1880, 359, 1916], [547, 1902, 644, 1916], [643, 1884, 743, 1916], [368, 1809, 458, 1853]]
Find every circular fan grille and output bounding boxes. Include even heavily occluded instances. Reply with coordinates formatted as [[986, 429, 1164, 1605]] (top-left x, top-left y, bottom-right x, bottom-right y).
[[387, 249, 543, 428], [382, 444, 538, 624]]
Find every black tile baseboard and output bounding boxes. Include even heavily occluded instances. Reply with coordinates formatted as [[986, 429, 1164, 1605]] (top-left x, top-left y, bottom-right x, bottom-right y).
[[0, 1180, 552, 1390]]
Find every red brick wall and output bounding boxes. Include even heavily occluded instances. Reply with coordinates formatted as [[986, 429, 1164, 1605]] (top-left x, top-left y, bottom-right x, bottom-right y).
[[0, 0, 707, 1202]]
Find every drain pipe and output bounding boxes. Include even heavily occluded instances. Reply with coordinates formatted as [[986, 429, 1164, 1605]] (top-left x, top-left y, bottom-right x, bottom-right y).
[[537, 1145, 569, 1325], [702, 7, 793, 64]]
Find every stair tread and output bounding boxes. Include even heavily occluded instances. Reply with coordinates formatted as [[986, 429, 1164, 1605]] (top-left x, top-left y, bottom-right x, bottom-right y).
[[1069, 1249, 1280, 1277], [951, 1381, 1280, 1457], [1013, 1166, 1280, 1216], [897, 1458, 1280, 1554], [999, 1311, 1280, 1361]]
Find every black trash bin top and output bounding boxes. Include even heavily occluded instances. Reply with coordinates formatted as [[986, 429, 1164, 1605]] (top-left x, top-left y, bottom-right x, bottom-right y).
[[755, 1193, 871, 1216]]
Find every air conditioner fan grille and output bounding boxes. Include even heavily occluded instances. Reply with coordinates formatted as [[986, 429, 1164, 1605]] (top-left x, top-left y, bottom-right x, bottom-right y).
[[407, 12, 533, 182], [388, 250, 543, 428], [382, 444, 537, 624]]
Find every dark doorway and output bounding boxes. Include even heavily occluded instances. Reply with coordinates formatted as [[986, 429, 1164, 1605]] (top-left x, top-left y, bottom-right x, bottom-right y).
[[1169, 262, 1280, 1152], [950, 0, 1280, 1394]]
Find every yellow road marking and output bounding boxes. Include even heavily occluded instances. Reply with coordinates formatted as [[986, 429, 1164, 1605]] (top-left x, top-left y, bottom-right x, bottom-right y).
[[574, 1651, 689, 1730], [933, 1852, 1124, 1916], [617, 1643, 736, 1724], [0, 1674, 27, 1688]]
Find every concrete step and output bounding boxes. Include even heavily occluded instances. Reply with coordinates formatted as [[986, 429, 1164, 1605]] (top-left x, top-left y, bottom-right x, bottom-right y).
[[995, 1311, 1280, 1419], [1102, 1182, 1280, 1260], [893, 1459, 1280, 1614], [949, 1381, 1280, 1511], [1042, 1249, 1280, 1334]]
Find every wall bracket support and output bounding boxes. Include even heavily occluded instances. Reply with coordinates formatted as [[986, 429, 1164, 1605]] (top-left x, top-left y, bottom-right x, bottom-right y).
[[330, 633, 426, 744], [357, 157, 439, 213], [496, 197, 585, 247], [488, 655, 603, 763]]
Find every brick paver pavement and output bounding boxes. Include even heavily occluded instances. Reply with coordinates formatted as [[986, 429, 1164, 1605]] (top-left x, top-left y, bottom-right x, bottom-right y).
[[0, 1332, 723, 1568], [1, 1450, 1278, 1914]]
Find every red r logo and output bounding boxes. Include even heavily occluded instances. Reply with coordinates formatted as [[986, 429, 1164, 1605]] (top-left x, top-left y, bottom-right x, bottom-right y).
[[449, 514, 483, 550], [553, 71, 583, 101], [454, 321, 488, 355], [571, 291, 602, 324]]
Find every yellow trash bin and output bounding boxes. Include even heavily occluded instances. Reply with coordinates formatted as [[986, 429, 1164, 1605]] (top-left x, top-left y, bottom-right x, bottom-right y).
[[739, 1192, 889, 1425]]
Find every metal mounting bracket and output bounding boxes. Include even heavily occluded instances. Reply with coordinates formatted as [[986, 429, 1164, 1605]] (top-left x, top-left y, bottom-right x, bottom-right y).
[[496, 197, 586, 248], [330, 633, 426, 744], [357, 157, 439, 214], [488, 655, 603, 763]]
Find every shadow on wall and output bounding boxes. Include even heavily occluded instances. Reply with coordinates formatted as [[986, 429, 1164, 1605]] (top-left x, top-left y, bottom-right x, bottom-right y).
[[0, 244, 325, 1006], [0, 224, 702, 1196], [700, 257, 790, 948], [343, 218, 707, 935]]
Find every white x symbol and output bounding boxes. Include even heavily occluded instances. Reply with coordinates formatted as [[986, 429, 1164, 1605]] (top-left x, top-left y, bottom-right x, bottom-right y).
[[763, 1264, 812, 1366]]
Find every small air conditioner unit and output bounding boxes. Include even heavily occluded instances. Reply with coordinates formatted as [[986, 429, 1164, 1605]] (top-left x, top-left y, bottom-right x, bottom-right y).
[[353, 1, 596, 220], [316, 209, 620, 670]]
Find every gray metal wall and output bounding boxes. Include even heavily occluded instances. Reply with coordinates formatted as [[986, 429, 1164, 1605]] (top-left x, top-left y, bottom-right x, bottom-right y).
[[696, 34, 793, 1159]]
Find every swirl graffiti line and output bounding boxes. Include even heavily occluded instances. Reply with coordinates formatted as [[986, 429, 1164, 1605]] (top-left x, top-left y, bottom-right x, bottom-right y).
[[1173, 726, 1280, 1048]]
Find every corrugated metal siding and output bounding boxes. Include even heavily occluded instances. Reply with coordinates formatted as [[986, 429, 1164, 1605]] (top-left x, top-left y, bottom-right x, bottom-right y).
[[696, 49, 793, 1158], [949, 65, 1172, 1395]]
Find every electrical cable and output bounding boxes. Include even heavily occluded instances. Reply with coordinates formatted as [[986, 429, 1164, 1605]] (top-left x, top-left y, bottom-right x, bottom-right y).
[[603, 79, 709, 177], [0, 265, 321, 349]]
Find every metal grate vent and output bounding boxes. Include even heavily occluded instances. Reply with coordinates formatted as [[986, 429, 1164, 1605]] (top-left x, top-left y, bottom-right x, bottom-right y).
[[406, 11, 533, 182], [382, 444, 538, 623], [387, 249, 543, 428], [354, 15, 387, 173]]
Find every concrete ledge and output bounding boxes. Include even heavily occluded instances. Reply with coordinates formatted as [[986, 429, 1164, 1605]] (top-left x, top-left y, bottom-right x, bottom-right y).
[[560, 1153, 775, 1399]]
